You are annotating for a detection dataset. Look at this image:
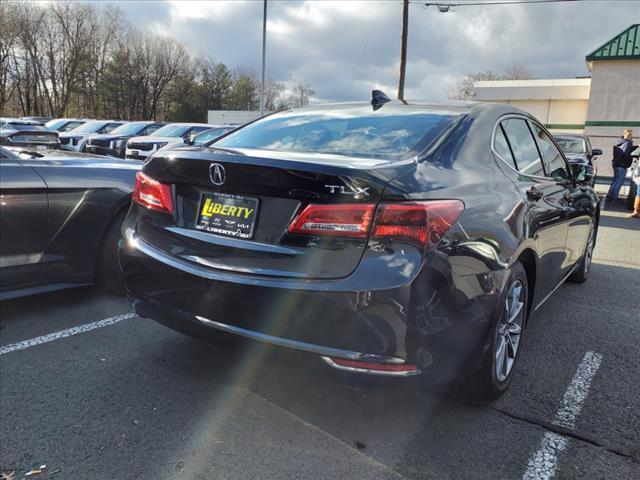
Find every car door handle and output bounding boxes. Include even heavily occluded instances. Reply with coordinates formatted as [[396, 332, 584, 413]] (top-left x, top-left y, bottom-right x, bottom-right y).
[[526, 187, 543, 201]]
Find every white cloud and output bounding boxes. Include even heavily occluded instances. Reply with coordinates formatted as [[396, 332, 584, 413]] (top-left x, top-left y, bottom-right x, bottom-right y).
[[116, 0, 637, 102]]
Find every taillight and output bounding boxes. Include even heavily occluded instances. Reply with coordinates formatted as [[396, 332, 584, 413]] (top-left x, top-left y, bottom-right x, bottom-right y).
[[373, 200, 464, 249], [133, 171, 174, 214], [286, 200, 463, 248], [288, 204, 375, 238]]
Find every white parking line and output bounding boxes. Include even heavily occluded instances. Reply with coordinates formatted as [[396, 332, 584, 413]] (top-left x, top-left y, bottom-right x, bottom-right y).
[[522, 350, 603, 480], [0, 313, 136, 355]]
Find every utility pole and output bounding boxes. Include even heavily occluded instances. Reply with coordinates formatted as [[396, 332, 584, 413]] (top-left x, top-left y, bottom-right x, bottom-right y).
[[397, 0, 409, 100], [260, 0, 267, 116]]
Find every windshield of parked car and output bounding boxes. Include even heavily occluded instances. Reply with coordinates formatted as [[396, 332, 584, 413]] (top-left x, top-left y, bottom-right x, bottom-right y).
[[45, 119, 66, 130], [213, 109, 460, 160], [152, 124, 190, 137], [110, 122, 151, 136], [195, 127, 232, 144], [70, 121, 111, 134], [555, 136, 586, 154]]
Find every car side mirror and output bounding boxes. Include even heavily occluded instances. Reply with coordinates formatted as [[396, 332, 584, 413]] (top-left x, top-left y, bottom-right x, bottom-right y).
[[571, 162, 594, 184], [184, 134, 196, 145], [591, 148, 602, 156]]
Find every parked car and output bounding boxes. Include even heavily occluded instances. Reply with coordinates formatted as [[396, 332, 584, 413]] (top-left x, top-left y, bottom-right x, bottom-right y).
[[0, 145, 139, 300], [554, 134, 602, 186], [45, 118, 89, 133], [59, 120, 126, 152], [21, 116, 53, 125], [157, 125, 240, 154], [120, 97, 600, 402], [0, 118, 60, 150], [125, 123, 212, 161], [189, 125, 239, 145], [86, 121, 165, 158]]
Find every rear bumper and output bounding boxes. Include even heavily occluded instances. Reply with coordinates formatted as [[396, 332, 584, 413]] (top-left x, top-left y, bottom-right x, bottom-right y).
[[120, 228, 500, 380]]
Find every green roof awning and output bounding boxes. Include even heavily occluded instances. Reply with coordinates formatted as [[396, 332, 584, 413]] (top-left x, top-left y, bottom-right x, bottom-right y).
[[586, 24, 640, 61]]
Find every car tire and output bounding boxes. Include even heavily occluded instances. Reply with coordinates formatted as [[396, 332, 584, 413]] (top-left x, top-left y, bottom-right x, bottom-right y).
[[97, 210, 126, 295], [568, 222, 596, 284], [454, 261, 528, 403]]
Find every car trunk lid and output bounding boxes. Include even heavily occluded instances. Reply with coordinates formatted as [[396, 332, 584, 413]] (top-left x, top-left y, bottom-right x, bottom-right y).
[[136, 149, 415, 279]]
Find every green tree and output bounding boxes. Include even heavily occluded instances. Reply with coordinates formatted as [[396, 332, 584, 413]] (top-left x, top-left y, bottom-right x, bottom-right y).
[[226, 70, 258, 110]]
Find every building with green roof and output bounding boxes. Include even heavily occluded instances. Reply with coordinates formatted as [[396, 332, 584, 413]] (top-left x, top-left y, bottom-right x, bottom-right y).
[[473, 24, 639, 178], [584, 24, 639, 175]]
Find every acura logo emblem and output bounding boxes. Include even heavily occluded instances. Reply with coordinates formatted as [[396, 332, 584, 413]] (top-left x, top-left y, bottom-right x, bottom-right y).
[[210, 163, 226, 186]]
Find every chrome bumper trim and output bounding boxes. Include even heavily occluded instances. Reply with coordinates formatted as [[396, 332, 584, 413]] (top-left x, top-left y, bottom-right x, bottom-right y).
[[194, 314, 404, 365]]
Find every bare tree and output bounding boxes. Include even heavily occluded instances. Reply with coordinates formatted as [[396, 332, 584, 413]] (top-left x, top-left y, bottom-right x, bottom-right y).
[[447, 64, 535, 100], [0, 0, 20, 114], [147, 36, 188, 119], [446, 70, 502, 100], [264, 79, 285, 111], [503, 63, 534, 80], [287, 82, 315, 107]]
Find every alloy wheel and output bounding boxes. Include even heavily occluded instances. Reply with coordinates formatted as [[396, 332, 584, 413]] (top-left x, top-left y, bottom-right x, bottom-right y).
[[495, 280, 525, 383]]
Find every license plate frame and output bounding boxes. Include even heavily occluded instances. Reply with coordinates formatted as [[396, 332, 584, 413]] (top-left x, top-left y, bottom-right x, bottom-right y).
[[195, 192, 259, 240]]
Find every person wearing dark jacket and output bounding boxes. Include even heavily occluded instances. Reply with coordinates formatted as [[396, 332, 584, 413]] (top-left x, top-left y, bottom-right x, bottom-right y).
[[607, 129, 635, 202]]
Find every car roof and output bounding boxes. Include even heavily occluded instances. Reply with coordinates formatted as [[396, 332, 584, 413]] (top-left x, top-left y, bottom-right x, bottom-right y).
[[287, 100, 477, 116], [163, 122, 213, 127], [1, 117, 41, 125]]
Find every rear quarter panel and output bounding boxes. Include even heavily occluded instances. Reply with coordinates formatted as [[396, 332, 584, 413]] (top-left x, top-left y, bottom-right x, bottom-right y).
[[22, 157, 139, 284]]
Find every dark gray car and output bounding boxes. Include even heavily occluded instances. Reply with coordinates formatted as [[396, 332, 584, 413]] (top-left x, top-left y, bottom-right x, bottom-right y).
[[0, 146, 140, 300]]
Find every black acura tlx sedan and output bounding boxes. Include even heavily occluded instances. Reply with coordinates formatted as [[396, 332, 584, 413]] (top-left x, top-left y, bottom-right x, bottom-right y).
[[119, 95, 600, 401]]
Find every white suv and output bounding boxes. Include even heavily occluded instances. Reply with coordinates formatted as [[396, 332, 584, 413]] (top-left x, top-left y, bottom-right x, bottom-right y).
[[125, 123, 213, 161]]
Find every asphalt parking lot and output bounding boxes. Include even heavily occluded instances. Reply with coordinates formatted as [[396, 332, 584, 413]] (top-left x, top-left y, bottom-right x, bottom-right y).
[[1, 188, 639, 480]]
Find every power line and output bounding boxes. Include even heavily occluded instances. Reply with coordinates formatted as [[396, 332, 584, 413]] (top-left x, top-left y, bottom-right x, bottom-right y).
[[411, 0, 600, 7]]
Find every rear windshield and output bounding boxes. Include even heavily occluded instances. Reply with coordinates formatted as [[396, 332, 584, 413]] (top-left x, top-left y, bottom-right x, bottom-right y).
[[555, 137, 586, 154], [214, 110, 460, 160]]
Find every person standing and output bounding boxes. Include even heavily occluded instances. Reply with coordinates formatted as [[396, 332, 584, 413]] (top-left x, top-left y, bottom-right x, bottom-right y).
[[606, 129, 635, 202]]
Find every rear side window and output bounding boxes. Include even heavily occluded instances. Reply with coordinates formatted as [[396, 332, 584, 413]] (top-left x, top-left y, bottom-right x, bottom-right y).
[[501, 118, 545, 177], [494, 126, 517, 169], [531, 124, 570, 181]]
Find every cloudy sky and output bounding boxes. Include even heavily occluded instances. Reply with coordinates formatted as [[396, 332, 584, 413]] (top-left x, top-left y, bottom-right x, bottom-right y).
[[114, 0, 636, 102]]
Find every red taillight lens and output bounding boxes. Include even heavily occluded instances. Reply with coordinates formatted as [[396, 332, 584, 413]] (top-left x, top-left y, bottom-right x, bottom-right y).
[[286, 200, 463, 247], [133, 171, 174, 214], [329, 357, 420, 373], [373, 200, 464, 249], [288, 203, 375, 238]]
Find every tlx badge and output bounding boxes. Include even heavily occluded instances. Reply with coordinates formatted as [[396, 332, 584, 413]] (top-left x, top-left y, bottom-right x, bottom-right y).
[[324, 184, 370, 199]]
